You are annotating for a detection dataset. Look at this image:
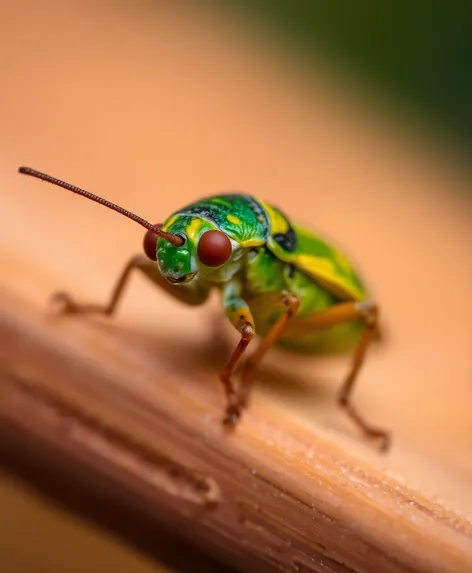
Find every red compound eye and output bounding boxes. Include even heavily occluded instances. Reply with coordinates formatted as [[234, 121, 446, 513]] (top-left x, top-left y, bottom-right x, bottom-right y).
[[197, 230, 232, 267], [143, 224, 161, 261]]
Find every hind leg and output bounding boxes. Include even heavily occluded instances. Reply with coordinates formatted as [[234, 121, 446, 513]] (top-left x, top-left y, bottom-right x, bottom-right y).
[[272, 300, 390, 452]]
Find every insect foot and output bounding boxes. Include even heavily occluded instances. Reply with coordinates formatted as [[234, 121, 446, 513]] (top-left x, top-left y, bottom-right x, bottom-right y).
[[49, 291, 79, 314], [223, 409, 241, 428], [338, 389, 392, 454], [222, 391, 246, 428], [377, 432, 392, 453]]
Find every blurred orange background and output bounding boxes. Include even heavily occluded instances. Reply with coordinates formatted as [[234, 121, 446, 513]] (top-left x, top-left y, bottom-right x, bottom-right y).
[[1, 1, 471, 570]]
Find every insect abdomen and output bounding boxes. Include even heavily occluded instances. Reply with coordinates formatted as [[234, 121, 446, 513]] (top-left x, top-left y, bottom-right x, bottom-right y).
[[243, 244, 365, 355]]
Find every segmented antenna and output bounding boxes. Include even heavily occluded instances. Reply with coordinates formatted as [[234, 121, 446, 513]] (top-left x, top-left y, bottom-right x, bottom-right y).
[[18, 166, 184, 247]]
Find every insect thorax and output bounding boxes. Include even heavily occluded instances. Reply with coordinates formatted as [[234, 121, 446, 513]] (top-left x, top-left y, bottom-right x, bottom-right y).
[[165, 194, 270, 245]]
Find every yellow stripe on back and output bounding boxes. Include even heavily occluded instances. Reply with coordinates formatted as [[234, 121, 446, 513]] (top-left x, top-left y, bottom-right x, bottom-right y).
[[226, 214, 241, 225], [292, 253, 364, 301], [260, 206, 367, 301], [257, 199, 290, 236]]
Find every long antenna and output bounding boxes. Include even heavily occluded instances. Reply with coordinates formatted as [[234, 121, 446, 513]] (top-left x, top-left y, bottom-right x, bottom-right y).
[[18, 166, 184, 247]]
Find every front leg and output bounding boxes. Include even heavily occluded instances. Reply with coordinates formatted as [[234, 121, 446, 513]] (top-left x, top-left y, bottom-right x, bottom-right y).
[[52, 254, 210, 316], [220, 282, 255, 426]]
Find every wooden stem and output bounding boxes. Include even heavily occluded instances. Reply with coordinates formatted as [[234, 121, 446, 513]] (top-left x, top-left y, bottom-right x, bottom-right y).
[[0, 286, 471, 573]]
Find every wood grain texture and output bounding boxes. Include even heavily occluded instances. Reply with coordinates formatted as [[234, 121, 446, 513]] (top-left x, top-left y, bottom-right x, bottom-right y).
[[1, 1, 471, 572], [0, 267, 471, 573]]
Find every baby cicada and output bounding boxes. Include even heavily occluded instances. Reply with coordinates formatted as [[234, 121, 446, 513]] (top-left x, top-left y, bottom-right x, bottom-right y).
[[19, 166, 390, 452]]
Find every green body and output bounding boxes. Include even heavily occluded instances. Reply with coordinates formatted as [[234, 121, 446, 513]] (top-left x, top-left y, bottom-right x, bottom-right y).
[[157, 193, 369, 355], [18, 164, 388, 448]]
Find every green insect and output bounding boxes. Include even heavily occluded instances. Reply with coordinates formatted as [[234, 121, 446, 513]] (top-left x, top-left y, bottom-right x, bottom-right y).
[[19, 166, 390, 451]]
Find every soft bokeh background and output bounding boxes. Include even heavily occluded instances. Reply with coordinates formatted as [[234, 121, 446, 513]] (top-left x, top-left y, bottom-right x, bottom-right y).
[[0, 475, 165, 573], [1, 1, 471, 570]]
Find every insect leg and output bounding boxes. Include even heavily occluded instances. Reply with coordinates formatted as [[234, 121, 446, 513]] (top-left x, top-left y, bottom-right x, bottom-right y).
[[220, 289, 255, 426], [337, 302, 390, 452], [52, 255, 209, 316], [241, 292, 300, 405], [285, 301, 390, 451]]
